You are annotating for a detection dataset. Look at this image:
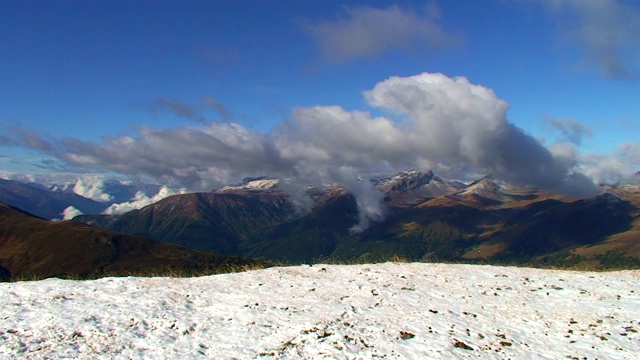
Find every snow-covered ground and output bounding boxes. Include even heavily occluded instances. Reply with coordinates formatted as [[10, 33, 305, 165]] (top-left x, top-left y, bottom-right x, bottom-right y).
[[1, 263, 638, 359]]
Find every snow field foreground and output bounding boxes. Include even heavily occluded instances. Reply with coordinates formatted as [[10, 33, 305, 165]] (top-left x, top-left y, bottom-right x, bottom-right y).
[[0, 263, 638, 359]]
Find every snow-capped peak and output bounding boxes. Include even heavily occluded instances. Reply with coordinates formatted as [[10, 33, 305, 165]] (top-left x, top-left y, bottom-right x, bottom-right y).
[[372, 169, 436, 192], [456, 176, 539, 201], [459, 176, 501, 196], [371, 170, 457, 205], [217, 177, 280, 192]]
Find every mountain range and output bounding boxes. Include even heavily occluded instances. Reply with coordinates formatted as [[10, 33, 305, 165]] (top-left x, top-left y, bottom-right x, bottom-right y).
[[0, 177, 183, 220], [1, 170, 638, 275], [71, 170, 640, 269], [0, 178, 107, 220], [44, 178, 163, 204]]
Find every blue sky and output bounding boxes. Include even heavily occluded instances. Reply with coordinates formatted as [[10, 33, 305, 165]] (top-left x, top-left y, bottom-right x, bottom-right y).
[[1, 0, 639, 191]]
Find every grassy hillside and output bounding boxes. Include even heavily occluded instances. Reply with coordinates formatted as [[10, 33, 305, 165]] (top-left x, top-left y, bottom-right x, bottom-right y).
[[0, 203, 269, 281], [78, 191, 296, 254]]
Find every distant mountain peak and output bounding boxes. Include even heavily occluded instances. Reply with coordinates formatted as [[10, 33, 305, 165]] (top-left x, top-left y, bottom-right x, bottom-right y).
[[462, 176, 501, 194], [454, 176, 543, 206]]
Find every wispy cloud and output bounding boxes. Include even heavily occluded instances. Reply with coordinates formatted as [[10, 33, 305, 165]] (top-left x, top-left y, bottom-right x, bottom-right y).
[[148, 98, 206, 123], [147, 96, 234, 123], [546, 118, 592, 145], [300, 3, 462, 63], [4, 126, 54, 152], [539, 0, 640, 79], [202, 95, 233, 121]]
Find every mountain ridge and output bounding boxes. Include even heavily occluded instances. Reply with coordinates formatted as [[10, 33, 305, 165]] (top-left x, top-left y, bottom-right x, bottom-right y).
[[74, 170, 640, 268]]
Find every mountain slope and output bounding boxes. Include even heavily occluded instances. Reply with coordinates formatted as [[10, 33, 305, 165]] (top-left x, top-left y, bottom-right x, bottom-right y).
[[77, 190, 297, 254], [569, 184, 640, 264], [243, 192, 359, 263], [0, 203, 267, 281], [335, 190, 637, 266]]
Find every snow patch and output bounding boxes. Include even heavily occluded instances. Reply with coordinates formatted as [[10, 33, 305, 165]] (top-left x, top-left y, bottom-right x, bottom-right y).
[[218, 178, 280, 192]]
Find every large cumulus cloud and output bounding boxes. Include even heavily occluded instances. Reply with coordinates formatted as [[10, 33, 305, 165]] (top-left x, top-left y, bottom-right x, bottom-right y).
[[364, 74, 597, 193]]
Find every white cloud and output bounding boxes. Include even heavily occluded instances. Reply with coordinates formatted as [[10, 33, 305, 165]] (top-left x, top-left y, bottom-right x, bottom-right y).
[[363, 73, 596, 194], [580, 141, 640, 184], [301, 3, 462, 63], [102, 186, 186, 215], [72, 176, 113, 202], [61, 206, 83, 220]]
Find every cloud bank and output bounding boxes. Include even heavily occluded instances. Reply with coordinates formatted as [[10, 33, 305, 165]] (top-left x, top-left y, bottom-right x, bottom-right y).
[[8, 72, 637, 226]]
